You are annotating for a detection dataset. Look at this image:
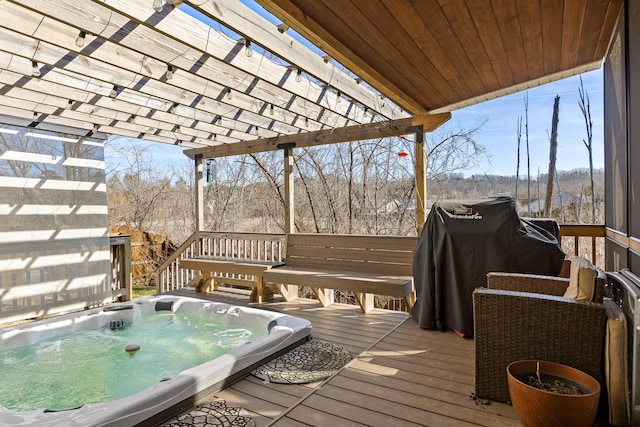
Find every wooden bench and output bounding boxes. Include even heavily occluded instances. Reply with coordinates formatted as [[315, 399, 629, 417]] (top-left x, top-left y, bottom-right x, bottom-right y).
[[262, 233, 416, 313], [179, 257, 284, 303]]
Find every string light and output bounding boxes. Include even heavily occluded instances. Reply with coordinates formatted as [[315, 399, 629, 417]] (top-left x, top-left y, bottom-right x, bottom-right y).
[[152, 0, 163, 12], [276, 23, 289, 33], [75, 31, 86, 48], [336, 91, 342, 103], [92, 124, 99, 132], [244, 40, 252, 57], [295, 69, 302, 83], [31, 61, 41, 77], [66, 99, 74, 109], [270, 104, 274, 115], [165, 65, 174, 80], [304, 117, 309, 127], [33, 112, 39, 121], [127, 114, 136, 124], [110, 86, 118, 98], [213, 134, 217, 141], [168, 103, 178, 113], [226, 87, 232, 100]]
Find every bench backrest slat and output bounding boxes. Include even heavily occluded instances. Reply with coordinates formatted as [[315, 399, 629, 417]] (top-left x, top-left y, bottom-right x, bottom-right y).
[[285, 234, 416, 276]]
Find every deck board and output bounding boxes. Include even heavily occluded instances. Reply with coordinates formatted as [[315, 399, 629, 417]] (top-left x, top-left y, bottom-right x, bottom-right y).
[[161, 287, 520, 426]]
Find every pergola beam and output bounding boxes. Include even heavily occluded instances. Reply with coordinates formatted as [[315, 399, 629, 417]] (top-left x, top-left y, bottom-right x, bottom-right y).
[[182, 0, 405, 120], [184, 113, 451, 159]]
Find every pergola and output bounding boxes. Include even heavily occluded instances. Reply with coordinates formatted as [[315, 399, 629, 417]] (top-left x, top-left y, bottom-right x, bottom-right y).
[[0, 0, 623, 231]]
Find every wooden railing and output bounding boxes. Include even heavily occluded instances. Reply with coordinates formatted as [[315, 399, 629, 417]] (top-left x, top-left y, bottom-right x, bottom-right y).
[[558, 224, 606, 269], [110, 234, 132, 301], [154, 232, 286, 293], [151, 226, 605, 308]]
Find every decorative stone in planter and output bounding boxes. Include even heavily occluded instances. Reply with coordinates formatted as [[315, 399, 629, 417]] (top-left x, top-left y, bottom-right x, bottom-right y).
[[507, 360, 600, 427]]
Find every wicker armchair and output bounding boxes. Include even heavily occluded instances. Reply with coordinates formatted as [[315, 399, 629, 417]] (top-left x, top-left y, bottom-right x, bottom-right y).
[[473, 266, 608, 404]]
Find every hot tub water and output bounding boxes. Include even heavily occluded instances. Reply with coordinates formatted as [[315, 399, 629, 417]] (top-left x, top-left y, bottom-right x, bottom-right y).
[[0, 312, 263, 411], [0, 296, 312, 426]]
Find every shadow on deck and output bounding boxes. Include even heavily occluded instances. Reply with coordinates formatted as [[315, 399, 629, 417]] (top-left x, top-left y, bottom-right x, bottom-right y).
[[162, 287, 519, 427]]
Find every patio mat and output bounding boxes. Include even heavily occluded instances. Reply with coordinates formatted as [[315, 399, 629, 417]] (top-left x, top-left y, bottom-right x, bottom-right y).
[[251, 338, 352, 384], [164, 399, 254, 427]]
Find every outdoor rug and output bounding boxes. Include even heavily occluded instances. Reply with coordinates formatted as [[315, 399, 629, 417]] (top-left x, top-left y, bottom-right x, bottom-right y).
[[164, 399, 254, 427], [251, 338, 352, 384]]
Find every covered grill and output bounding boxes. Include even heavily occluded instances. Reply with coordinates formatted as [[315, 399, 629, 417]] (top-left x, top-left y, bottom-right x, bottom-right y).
[[411, 197, 565, 337]]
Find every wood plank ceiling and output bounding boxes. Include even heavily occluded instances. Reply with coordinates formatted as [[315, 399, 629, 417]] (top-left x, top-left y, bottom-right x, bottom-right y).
[[0, 0, 623, 155], [257, 0, 623, 114]]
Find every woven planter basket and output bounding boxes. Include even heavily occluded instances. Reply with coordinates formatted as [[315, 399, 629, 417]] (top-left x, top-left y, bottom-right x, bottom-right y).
[[507, 360, 600, 427]]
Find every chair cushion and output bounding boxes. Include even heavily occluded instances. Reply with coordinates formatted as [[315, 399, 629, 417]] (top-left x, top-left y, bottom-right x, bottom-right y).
[[604, 299, 630, 426], [563, 256, 596, 301]]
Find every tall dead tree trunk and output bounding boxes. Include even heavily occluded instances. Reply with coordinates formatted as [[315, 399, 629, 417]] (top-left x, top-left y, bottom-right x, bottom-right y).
[[524, 93, 531, 216], [544, 95, 560, 218], [515, 115, 522, 202], [579, 77, 596, 223]]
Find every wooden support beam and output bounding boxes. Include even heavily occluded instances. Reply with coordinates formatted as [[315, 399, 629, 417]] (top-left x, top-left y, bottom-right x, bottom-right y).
[[194, 155, 204, 256], [185, 113, 450, 159], [415, 133, 428, 234], [283, 146, 295, 234]]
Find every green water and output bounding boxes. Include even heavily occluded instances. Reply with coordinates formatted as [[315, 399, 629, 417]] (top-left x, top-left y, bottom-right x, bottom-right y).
[[0, 313, 264, 412]]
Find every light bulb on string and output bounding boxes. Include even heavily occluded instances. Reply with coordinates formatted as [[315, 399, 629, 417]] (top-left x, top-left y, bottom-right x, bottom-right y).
[[75, 31, 86, 48], [226, 88, 232, 100], [152, 0, 163, 12], [31, 61, 41, 77], [295, 69, 302, 83], [245, 40, 252, 57], [165, 65, 174, 80]]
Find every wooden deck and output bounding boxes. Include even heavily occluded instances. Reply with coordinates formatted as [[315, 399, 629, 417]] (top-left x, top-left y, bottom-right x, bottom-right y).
[[164, 287, 520, 426]]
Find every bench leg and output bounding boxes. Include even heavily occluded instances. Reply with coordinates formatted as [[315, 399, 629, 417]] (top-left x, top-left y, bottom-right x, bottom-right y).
[[250, 276, 264, 303], [312, 287, 334, 307], [271, 284, 298, 301], [354, 292, 374, 313], [196, 271, 213, 293], [403, 291, 416, 312]]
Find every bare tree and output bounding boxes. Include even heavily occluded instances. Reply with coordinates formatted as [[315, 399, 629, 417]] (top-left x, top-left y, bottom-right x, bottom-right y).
[[524, 92, 531, 216], [515, 115, 522, 200], [579, 77, 596, 223], [544, 95, 560, 218], [106, 141, 173, 231]]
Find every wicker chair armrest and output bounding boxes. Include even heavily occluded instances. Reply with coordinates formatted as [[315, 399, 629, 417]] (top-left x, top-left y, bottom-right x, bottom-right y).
[[486, 272, 570, 296], [473, 287, 607, 403]]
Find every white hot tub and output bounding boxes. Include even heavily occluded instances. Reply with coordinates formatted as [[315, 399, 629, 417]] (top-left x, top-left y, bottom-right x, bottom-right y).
[[0, 295, 312, 426]]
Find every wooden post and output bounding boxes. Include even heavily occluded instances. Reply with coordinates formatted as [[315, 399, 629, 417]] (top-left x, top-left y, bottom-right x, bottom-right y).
[[410, 127, 427, 234], [194, 154, 204, 256], [283, 146, 295, 234]]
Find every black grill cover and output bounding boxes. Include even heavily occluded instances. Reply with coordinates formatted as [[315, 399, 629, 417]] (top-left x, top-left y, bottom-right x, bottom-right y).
[[411, 197, 565, 337]]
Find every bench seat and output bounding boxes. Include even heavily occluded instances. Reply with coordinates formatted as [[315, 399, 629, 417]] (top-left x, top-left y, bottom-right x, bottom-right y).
[[262, 233, 416, 312], [179, 256, 284, 303]]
